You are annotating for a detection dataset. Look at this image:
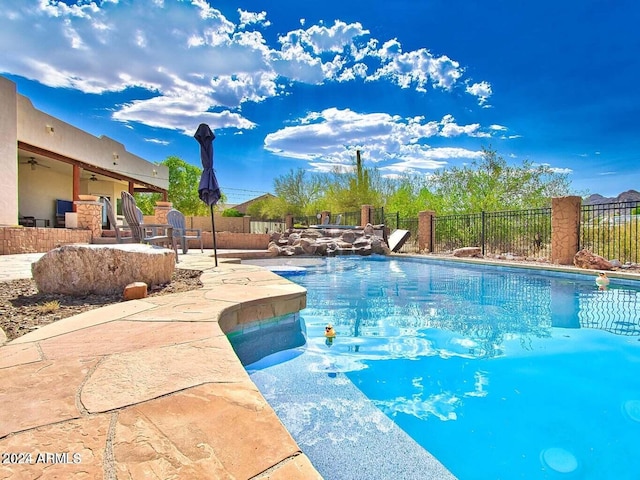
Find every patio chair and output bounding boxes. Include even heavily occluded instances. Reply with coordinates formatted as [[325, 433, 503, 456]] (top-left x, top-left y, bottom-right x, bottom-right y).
[[167, 208, 204, 254], [103, 197, 133, 243], [121, 191, 178, 258], [335, 214, 342, 226]]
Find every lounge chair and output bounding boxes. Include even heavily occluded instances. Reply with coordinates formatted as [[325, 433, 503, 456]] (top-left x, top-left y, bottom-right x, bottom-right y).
[[103, 197, 133, 243], [167, 208, 204, 254], [121, 191, 178, 258]]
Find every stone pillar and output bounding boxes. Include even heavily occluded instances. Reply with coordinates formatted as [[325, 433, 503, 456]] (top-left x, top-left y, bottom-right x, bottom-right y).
[[154, 202, 172, 224], [320, 210, 331, 224], [361, 205, 372, 226], [551, 196, 581, 265], [285, 214, 294, 230], [75, 200, 103, 240], [418, 210, 435, 253]]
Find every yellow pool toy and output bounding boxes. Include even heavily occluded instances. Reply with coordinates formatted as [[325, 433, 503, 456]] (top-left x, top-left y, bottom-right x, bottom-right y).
[[324, 324, 336, 338]]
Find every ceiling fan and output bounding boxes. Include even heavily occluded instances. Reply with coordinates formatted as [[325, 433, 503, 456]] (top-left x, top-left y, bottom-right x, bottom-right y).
[[89, 174, 98, 182], [20, 157, 50, 170]]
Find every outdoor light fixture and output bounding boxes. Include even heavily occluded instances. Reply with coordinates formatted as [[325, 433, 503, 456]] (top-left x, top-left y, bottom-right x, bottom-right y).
[[113, 153, 119, 165], [152, 169, 158, 176], [46, 125, 54, 134]]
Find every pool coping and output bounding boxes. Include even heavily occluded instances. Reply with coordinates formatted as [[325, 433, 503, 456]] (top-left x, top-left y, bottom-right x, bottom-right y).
[[395, 253, 640, 282]]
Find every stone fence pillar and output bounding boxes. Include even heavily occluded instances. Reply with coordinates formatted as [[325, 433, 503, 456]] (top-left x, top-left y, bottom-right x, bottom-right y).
[[361, 205, 373, 226], [320, 210, 331, 224], [154, 202, 172, 224], [418, 210, 435, 253], [285, 214, 294, 230], [75, 200, 102, 240], [551, 196, 581, 265]]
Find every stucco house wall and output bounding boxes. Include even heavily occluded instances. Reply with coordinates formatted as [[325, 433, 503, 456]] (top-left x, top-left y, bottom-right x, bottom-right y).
[[1, 75, 169, 227]]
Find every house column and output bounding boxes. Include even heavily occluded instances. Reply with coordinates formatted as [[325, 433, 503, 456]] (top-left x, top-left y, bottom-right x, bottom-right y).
[[72, 165, 80, 212]]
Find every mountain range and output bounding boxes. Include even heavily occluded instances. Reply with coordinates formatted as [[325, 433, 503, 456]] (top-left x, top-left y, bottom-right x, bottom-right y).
[[583, 190, 640, 205]]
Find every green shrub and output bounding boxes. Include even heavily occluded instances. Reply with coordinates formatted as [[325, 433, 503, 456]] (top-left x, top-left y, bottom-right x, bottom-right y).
[[222, 208, 243, 217]]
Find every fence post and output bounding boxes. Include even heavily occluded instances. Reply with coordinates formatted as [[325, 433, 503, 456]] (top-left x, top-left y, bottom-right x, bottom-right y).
[[285, 214, 293, 230], [361, 205, 372, 226], [481, 211, 486, 256], [551, 196, 582, 265], [418, 210, 435, 253]]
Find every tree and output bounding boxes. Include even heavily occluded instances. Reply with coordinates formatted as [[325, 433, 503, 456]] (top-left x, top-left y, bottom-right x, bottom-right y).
[[321, 150, 385, 212], [271, 169, 327, 217], [425, 146, 571, 214], [135, 156, 226, 216]]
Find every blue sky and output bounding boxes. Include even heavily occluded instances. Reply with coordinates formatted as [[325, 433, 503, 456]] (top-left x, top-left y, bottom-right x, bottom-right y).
[[1, 0, 639, 204]]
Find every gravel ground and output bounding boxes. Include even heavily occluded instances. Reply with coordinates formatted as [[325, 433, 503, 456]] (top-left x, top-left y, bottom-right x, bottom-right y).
[[0, 269, 203, 342]]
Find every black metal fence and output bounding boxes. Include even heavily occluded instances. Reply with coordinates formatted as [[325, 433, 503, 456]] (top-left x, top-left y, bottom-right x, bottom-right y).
[[432, 208, 552, 258], [286, 200, 639, 264], [333, 209, 361, 226], [580, 201, 640, 264]]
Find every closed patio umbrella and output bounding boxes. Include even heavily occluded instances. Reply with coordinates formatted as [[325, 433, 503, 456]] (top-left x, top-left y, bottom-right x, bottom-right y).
[[195, 123, 221, 266]]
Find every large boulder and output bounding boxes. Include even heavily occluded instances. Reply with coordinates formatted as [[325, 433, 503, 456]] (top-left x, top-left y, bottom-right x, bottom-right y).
[[32, 244, 176, 295], [573, 249, 613, 270], [453, 247, 482, 258]]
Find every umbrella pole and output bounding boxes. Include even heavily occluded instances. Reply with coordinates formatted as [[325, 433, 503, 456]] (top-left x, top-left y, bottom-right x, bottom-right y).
[[210, 205, 218, 267]]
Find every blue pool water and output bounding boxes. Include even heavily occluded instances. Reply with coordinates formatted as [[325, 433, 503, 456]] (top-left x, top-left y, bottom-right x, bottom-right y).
[[230, 257, 640, 480]]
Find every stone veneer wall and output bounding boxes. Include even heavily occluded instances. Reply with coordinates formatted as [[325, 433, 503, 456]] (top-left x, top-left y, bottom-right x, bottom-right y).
[[75, 200, 102, 240], [154, 204, 172, 225], [0, 227, 92, 254], [551, 196, 581, 265]]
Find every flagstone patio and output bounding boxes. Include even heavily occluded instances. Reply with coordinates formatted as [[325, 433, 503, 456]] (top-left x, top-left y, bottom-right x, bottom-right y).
[[0, 252, 322, 479]]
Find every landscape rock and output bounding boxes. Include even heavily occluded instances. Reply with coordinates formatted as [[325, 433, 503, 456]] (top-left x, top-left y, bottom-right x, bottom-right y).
[[123, 282, 148, 300], [453, 247, 483, 258], [573, 249, 613, 270], [268, 225, 390, 257], [32, 244, 176, 295]]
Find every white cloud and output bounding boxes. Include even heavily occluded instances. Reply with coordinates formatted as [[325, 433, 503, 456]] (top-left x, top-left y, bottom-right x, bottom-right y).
[[534, 163, 573, 175], [466, 81, 492, 105], [264, 108, 484, 172], [368, 48, 463, 92], [0, 1, 492, 134], [144, 138, 170, 145], [237, 9, 270, 29]]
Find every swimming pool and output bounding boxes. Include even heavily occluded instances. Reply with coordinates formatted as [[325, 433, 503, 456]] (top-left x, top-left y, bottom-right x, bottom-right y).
[[231, 256, 640, 480]]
